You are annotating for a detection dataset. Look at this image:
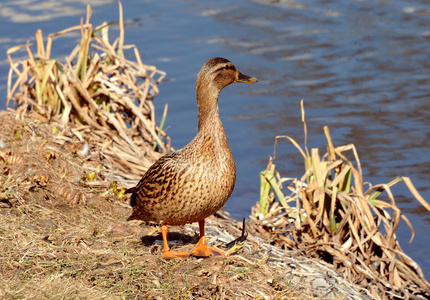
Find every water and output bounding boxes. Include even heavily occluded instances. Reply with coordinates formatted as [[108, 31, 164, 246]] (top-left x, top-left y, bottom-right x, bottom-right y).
[[0, 0, 429, 279]]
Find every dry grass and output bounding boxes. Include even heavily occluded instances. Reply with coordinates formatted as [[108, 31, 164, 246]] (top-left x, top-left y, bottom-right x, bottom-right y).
[[0, 111, 308, 300], [252, 100, 430, 299], [6, 3, 169, 182]]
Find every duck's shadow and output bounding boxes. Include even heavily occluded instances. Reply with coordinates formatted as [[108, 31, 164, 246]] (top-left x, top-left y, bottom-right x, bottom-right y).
[[140, 231, 196, 247]]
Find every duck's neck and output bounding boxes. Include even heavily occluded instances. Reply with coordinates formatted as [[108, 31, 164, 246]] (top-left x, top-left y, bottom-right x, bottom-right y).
[[196, 84, 221, 131]]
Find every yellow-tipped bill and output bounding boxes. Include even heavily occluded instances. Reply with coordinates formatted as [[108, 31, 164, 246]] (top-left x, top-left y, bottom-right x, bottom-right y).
[[234, 71, 258, 83]]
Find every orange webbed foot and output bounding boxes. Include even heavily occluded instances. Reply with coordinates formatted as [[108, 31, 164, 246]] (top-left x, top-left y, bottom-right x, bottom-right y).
[[192, 244, 224, 258], [191, 220, 225, 258], [162, 250, 190, 260], [160, 225, 190, 260]]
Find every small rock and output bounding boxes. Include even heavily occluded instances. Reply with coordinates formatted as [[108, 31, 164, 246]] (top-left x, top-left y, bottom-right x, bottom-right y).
[[153, 239, 183, 247], [77, 142, 90, 158], [312, 276, 330, 290], [42, 219, 57, 230]]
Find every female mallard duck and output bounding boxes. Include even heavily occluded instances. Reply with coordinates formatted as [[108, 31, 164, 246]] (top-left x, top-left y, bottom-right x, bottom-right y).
[[127, 57, 257, 259]]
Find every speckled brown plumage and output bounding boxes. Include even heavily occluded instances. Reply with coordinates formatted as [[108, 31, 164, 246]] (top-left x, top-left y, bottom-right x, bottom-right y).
[[127, 57, 257, 259]]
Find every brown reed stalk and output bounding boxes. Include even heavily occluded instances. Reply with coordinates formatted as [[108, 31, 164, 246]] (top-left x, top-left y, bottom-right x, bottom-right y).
[[6, 2, 170, 182], [254, 100, 430, 299]]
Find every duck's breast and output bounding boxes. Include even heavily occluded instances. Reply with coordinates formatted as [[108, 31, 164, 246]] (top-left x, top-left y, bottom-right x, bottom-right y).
[[162, 131, 236, 225]]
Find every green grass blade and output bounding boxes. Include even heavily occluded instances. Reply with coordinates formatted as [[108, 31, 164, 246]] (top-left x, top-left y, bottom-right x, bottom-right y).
[[152, 103, 168, 151], [259, 169, 271, 216], [368, 177, 402, 203]]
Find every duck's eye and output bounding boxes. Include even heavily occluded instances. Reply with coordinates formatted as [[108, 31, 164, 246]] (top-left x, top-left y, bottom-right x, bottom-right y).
[[215, 65, 233, 73]]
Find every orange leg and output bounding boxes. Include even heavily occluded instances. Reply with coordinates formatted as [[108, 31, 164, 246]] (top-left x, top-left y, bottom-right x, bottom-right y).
[[191, 220, 225, 258], [160, 225, 190, 260]]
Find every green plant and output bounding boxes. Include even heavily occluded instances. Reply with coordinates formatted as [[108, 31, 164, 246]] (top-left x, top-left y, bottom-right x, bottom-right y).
[[255, 100, 430, 298]]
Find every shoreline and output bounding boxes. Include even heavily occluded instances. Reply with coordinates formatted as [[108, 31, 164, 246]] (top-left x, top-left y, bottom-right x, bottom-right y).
[[0, 110, 372, 299]]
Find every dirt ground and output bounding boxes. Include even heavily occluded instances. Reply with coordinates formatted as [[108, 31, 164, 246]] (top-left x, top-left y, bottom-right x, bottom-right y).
[[0, 111, 364, 299]]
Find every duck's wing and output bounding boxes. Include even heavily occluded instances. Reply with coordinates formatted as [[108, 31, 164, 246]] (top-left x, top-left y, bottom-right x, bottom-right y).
[[127, 152, 185, 221]]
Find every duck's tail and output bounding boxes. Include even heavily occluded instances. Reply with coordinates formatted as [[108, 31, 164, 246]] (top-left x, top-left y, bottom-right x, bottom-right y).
[[125, 187, 135, 194]]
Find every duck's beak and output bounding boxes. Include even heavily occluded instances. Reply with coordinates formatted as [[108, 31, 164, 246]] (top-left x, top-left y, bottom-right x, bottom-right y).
[[234, 71, 258, 83]]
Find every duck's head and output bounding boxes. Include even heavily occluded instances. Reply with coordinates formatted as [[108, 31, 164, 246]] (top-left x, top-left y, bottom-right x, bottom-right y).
[[197, 57, 258, 92], [195, 58, 257, 129]]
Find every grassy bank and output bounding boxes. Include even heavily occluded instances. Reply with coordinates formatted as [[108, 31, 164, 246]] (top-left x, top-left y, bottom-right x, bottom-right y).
[[0, 111, 313, 299]]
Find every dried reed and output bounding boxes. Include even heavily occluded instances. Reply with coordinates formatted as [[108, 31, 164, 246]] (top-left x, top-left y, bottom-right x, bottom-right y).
[[253, 100, 430, 299], [6, 3, 169, 182]]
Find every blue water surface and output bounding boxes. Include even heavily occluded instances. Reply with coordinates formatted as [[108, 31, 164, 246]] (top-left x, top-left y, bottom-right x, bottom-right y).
[[0, 0, 429, 279]]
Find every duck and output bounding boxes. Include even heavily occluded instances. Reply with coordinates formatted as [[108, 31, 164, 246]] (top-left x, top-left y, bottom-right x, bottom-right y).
[[127, 57, 257, 259]]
